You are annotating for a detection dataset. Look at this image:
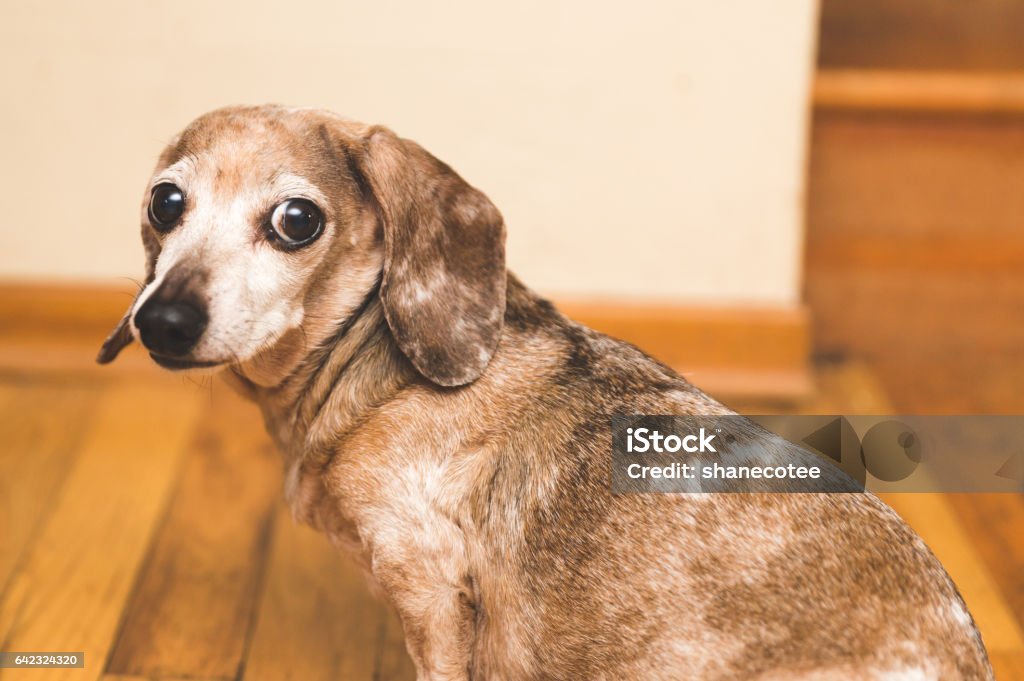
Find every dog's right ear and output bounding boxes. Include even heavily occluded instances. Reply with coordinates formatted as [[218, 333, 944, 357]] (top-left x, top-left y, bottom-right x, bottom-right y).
[[97, 230, 160, 364], [96, 312, 134, 364]]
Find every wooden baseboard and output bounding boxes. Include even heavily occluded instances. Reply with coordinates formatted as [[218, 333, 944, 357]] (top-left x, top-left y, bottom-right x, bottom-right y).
[[815, 69, 1024, 116], [557, 299, 812, 400], [0, 281, 812, 401]]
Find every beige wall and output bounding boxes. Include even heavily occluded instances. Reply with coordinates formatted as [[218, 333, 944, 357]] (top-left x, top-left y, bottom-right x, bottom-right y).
[[0, 0, 818, 305]]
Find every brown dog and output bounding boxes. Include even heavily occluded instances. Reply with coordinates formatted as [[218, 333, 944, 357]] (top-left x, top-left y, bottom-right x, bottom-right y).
[[98, 105, 992, 680]]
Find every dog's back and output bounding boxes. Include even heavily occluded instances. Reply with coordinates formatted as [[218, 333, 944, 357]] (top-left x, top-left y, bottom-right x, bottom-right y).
[[454, 277, 992, 680]]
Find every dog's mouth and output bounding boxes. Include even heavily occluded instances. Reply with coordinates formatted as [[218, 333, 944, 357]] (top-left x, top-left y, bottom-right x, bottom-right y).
[[149, 353, 224, 371]]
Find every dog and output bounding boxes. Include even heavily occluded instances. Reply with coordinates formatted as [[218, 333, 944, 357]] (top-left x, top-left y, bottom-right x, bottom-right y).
[[98, 105, 993, 680]]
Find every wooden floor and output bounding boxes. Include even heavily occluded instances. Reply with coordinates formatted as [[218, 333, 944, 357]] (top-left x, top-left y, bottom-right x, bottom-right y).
[[0, 353, 1022, 680]]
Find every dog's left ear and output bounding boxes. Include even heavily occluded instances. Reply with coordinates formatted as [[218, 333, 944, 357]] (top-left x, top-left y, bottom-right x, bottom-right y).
[[354, 127, 507, 387]]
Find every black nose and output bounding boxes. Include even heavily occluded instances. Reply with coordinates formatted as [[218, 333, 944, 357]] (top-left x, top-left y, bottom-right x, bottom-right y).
[[134, 298, 207, 357]]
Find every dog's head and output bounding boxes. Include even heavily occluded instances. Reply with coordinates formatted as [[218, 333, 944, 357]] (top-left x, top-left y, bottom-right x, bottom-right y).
[[98, 106, 506, 387]]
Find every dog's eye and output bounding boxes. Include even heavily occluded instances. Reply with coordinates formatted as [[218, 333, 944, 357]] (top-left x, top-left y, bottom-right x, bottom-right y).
[[270, 199, 324, 247], [149, 183, 185, 230]]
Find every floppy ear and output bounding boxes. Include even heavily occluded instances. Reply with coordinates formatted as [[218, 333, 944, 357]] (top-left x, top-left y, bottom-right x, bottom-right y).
[[96, 312, 134, 364], [355, 127, 507, 387], [97, 228, 161, 364]]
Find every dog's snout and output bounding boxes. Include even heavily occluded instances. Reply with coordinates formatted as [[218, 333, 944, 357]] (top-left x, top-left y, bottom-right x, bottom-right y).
[[135, 298, 208, 357]]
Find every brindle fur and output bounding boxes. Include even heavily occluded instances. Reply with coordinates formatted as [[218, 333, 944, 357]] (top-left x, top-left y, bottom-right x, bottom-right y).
[[100, 106, 993, 681]]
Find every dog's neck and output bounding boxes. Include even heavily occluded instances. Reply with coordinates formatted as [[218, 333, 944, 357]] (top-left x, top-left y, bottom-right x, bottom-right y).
[[225, 292, 415, 464]]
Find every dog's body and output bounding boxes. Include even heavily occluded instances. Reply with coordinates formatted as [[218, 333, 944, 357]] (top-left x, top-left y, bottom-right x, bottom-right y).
[[100, 106, 992, 680]]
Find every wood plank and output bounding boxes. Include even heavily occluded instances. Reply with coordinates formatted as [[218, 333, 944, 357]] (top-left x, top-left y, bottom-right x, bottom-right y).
[[105, 389, 280, 680], [808, 113, 1024, 239], [948, 494, 1024, 642], [815, 70, 1024, 115], [805, 111, 1024, 363], [101, 676, 213, 681], [991, 651, 1024, 681], [0, 384, 97, 597], [810, 233, 1024, 272], [807, 270, 1024, 359], [871, 357, 1024, 416], [0, 382, 202, 681], [818, 0, 1024, 71], [376, 610, 417, 681], [803, 361, 894, 414], [243, 506, 412, 681]]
